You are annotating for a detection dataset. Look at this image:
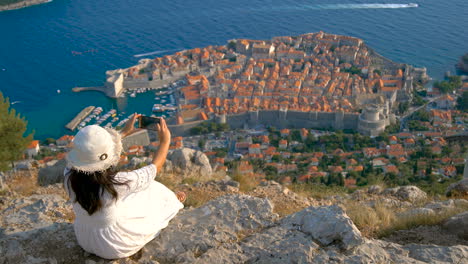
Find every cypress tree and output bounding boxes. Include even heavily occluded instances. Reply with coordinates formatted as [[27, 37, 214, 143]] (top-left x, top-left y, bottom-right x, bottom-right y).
[[0, 92, 33, 171]]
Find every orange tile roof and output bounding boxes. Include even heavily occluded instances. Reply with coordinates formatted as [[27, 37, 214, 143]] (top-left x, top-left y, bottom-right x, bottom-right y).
[[28, 140, 39, 149]]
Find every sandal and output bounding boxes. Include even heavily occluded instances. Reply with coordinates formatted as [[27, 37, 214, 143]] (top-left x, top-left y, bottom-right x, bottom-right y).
[[176, 191, 187, 203]]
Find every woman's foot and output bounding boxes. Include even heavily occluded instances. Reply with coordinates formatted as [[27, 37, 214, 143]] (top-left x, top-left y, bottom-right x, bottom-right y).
[[176, 191, 186, 203]]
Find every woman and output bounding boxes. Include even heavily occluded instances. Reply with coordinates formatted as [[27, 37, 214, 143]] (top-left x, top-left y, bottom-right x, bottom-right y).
[[64, 114, 184, 259]]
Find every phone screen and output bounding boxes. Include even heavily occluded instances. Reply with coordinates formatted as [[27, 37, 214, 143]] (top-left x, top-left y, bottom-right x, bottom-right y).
[[139, 116, 160, 130]]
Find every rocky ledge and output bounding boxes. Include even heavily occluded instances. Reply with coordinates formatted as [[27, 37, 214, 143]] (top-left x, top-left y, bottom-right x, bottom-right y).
[[0, 0, 51, 12], [1, 192, 467, 264]]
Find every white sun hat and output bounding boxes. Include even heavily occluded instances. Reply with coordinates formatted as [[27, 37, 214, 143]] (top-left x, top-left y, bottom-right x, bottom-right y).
[[66, 125, 123, 173]]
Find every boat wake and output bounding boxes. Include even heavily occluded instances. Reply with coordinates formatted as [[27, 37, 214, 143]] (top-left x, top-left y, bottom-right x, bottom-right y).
[[134, 49, 180, 58], [268, 3, 418, 11]]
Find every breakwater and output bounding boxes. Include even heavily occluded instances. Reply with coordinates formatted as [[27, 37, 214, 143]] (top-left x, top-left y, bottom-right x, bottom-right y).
[[65, 106, 95, 131], [0, 0, 51, 12]]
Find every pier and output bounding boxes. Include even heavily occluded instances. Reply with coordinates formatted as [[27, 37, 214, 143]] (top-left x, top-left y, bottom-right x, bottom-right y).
[[65, 106, 95, 131], [72, 86, 108, 94]]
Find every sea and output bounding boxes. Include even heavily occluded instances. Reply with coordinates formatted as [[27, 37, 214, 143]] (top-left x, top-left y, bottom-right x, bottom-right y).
[[0, 0, 467, 140]]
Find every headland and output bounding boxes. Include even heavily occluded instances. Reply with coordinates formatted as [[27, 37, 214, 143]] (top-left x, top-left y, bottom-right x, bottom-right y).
[[76, 32, 430, 136], [0, 0, 51, 12]]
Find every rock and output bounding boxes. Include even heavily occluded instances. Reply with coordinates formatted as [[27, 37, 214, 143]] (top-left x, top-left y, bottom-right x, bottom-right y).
[[367, 185, 383, 195], [282, 205, 363, 250], [394, 186, 427, 203], [382, 187, 399, 196], [0, 223, 83, 264], [15, 160, 33, 170], [404, 244, 468, 264], [443, 212, 468, 240], [0, 172, 6, 190], [167, 148, 212, 179], [38, 159, 67, 186], [128, 157, 151, 168], [1, 193, 468, 263], [143, 194, 278, 263], [0, 194, 72, 235], [446, 178, 468, 198], [424, 200, 455, 212], [398, 208, 436, 219]]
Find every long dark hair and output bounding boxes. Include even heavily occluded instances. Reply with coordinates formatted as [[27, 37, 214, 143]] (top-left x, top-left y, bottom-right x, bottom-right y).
[[67, 167, 128, 215]]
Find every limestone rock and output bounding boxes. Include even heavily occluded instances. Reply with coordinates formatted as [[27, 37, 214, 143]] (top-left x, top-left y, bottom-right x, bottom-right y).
[[389, 186, 427, 203], [424, 199, 456, 212], [367, 185, 383, 194], [443, 212, 468, 240], [1, 193, 468, 264], [446, 178, 468, 197], [167, 148, 212, 178], [0, 172, 6, 190], [282, 205, 363, 250], [382, 187, 399, 196], [128, 157, 152, 168], [404, 244, 468, 264], [15, 160, 33, 170], [143, 194, 278, 263], [38, 159, 67, 186], [0, 194, 72, 235], [398, 208, 436, 219]]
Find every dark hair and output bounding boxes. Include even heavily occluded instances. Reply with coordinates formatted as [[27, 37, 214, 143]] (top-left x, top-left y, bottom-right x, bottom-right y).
[[67, 167, 128, 215]]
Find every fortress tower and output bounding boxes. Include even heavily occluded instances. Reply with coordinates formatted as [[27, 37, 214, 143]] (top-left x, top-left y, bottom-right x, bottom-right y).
[[358, 105, 389, 136], [105, 70, 124, 98]]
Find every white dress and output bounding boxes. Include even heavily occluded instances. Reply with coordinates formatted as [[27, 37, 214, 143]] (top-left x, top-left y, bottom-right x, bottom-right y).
[[64, 164, 184, 259]]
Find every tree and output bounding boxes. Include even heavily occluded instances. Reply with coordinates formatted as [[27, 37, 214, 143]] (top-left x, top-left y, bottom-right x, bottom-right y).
[[0, 92, 33, 171], [457, 91, 468, 112], [227, 41, 236, 51]]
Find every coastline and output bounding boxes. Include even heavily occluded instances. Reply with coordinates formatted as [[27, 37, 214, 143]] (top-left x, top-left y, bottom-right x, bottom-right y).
[[0, 0, 51, 12]]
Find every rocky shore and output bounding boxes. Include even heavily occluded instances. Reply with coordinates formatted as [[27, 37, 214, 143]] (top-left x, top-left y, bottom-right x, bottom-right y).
[[0, 0, 51, 12]]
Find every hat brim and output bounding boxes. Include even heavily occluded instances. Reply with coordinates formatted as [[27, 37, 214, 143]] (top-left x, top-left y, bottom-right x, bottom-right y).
[[66, 127, 123, 173]]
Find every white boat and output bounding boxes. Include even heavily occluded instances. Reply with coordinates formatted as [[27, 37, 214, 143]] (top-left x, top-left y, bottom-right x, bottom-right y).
[[408, 3, 418, 7], [152, 104, 164, 112], [130, 92, 136, 97], [57, 89, 61, 94]]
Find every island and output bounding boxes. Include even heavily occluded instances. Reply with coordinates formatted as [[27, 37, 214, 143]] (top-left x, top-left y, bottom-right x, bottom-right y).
[[76, 32, 430, 137], [0, 0, 51, 12]]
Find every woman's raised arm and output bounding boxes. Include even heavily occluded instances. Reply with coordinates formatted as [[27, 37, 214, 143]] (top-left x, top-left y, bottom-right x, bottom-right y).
[[152, 117, 171, 172]]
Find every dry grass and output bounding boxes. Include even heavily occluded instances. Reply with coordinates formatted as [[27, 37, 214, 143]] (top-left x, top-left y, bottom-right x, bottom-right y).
[[343, 200, 396, 237], [183, 188, 231, 208], [3, 170, 40, 196], [378, 203, 468, 238], [231, 173, 258, 192], [290, 183, 349, 200], [343, 199, 468, 238]]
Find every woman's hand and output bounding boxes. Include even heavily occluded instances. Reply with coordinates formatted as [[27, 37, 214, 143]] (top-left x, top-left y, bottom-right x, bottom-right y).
[[121, 113, 141, 138], [156, 117, 171, 145]]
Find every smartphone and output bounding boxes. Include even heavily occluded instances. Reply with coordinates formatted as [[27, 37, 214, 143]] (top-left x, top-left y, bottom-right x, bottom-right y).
[[138, 116, 160, 130]]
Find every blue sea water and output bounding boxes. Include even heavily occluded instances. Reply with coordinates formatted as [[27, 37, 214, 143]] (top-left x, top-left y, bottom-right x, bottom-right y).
[[0, 0, 467, 140]]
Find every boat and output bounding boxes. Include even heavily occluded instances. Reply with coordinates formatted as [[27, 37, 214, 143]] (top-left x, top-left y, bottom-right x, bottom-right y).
[[408, 3, 418, 7], [130, 92, 136, 97], [152, 104, 164, 112], [57, 89, 61, 94]]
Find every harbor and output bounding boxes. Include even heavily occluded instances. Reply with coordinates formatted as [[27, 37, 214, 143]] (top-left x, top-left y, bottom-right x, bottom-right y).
[[64, 82, 181, 132]]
